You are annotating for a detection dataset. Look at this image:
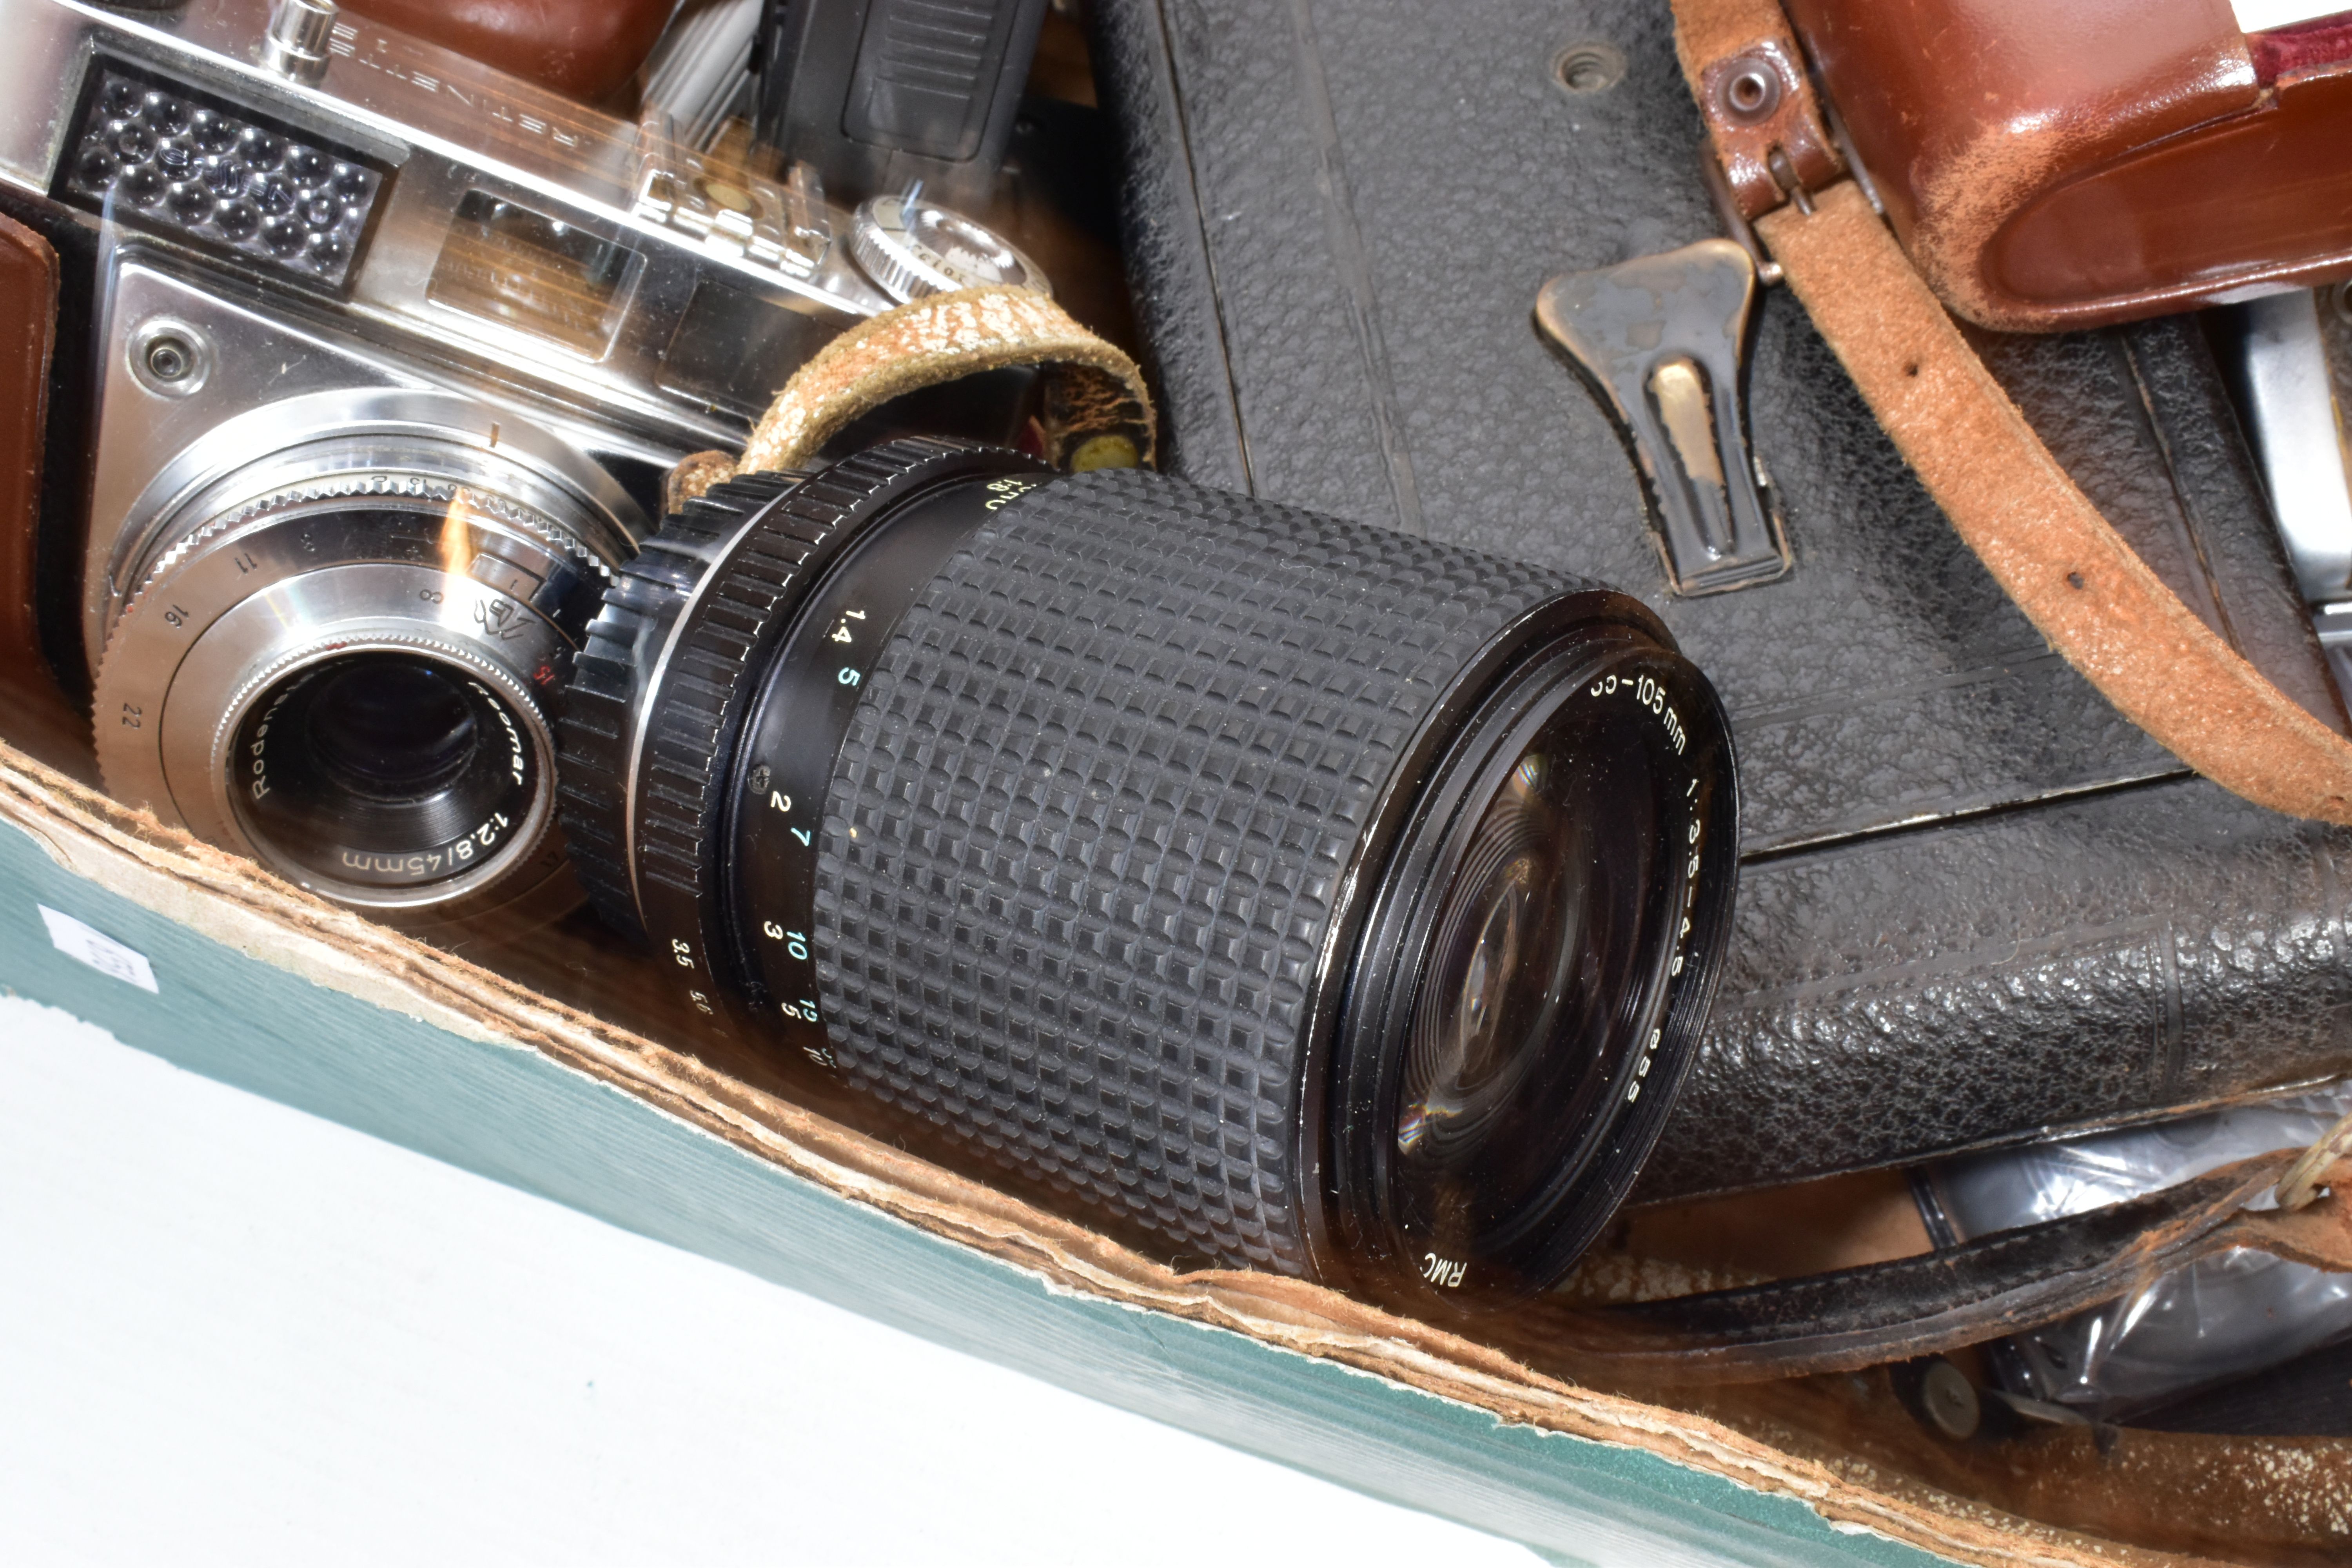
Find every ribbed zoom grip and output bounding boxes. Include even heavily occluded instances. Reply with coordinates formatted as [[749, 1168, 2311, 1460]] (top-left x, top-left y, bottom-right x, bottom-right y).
[[559, 470, 798, 939], [815, 470, 1599, 1275]]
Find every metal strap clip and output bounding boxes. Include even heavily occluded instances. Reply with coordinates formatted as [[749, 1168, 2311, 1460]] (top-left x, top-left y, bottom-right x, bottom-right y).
[[1537, 240, 1789, 595]]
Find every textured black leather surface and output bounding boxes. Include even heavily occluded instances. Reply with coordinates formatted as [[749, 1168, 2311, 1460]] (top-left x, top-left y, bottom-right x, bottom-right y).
[[814, 469, 1598, 1272], [1654, 776, 2352, 1195], [1090, 0, 2352, 1196], [1974, 317, 2347, 737]]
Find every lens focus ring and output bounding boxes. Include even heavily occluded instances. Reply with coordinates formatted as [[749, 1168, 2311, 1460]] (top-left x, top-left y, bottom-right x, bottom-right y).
[[560, 438, 1043, 1003], [815, 471, 1626, 1278], [560, 468, 799, 940]]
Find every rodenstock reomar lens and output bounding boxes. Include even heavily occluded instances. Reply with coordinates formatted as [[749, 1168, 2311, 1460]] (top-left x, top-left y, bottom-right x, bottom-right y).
[[561, 438, 1739, 1311], [92, 390, 641, 935]]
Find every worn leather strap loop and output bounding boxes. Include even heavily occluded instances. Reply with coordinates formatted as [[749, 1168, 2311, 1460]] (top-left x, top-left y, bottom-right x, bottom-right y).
[[1490, 1149, 2352, 1385], [1673, 0, 2352, 826], [671, 285, 1156, 511], [1673, 0, 1842, 220]]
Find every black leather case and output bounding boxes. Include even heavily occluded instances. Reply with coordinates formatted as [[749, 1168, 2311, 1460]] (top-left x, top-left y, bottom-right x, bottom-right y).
[[1088, 0, 2352, 1199]]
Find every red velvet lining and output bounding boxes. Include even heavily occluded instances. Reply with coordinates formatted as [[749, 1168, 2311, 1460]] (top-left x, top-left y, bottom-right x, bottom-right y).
[[2251, 14, 2352, 85]]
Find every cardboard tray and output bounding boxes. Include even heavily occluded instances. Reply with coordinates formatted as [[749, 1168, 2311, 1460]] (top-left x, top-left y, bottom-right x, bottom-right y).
[[14, 730, 2352, 1567]]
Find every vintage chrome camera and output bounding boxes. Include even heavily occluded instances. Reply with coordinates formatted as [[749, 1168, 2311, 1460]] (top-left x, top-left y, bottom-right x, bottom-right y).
[[3, 0, 1043, 935]]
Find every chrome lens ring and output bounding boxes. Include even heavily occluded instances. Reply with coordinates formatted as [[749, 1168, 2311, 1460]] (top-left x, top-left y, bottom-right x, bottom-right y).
[[89, 386, 642, 671], [197, 624, 559, 910], [94, 466, 603, 924]]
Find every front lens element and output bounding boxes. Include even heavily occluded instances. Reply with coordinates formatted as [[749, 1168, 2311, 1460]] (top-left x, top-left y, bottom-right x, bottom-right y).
[[230, 651, 537, 891], [1324, 633, 1729, 1308], [306, 659, 481, 802], [1391, 679, 1668, 1254]]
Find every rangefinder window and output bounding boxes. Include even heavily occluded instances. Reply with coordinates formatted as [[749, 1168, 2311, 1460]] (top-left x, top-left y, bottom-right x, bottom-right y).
[[55, 62, 388, 292], [428, 190, 638, 357]]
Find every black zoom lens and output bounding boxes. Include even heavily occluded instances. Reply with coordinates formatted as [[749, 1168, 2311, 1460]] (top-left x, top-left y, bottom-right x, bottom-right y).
[[561, 439, 1738, 1311]]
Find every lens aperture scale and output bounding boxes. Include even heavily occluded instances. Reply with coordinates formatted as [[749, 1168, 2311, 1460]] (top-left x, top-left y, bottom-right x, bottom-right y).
[[559, 440, 1049, 1034], [729, 470, 1048, 1066]]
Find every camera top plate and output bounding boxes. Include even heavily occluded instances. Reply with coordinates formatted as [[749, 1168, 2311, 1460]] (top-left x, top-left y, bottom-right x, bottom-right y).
[[0, 0, 921, 475]]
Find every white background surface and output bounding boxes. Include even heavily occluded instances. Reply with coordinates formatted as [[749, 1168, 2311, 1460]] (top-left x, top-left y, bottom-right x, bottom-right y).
[[0, 993, 1541, 1566], [2232, 1, 2351, 31]]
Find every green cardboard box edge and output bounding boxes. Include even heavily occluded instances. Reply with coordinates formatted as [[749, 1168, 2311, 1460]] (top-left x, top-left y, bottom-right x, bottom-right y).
[[0, 761, 1974, 1568]]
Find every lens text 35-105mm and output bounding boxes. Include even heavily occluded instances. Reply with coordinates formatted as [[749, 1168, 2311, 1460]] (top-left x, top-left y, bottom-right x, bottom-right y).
[[560, 438, 1739, 1312]]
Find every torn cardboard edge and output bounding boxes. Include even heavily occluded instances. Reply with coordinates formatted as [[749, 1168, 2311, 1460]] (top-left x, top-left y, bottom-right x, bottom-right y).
[[0, 737, 2270, 1568]]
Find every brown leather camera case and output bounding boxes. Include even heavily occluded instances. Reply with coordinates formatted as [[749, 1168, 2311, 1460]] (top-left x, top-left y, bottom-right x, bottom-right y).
[[1786, 0, 2352, 331], [342, 0, 674, 102], [0, 211, 54, 673]]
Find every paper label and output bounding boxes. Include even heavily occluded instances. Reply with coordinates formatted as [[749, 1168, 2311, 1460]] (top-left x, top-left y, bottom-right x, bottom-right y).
[[38, 905, 160, 993]]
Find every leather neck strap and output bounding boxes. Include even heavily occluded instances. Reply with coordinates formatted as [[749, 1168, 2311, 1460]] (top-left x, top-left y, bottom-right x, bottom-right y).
[[672, 285, 1156, 510], [1673, 0, 2352, 826]]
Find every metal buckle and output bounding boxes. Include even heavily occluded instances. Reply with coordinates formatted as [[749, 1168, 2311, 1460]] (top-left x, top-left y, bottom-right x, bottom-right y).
[[1536, 239, 1790, 596]]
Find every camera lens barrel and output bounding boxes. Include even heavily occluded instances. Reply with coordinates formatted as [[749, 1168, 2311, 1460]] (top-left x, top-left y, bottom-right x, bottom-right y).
[[564, 439, 1739, 1310], [92, 389, 641, 933]]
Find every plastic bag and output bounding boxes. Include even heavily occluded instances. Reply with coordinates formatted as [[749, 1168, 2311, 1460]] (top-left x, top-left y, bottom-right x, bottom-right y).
[[1921, 1082, 2352, 1419]]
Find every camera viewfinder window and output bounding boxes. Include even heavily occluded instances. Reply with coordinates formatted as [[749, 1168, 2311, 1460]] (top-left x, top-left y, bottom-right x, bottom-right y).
[[58, 64, 385, 291], [428, 190, 637, 358]]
